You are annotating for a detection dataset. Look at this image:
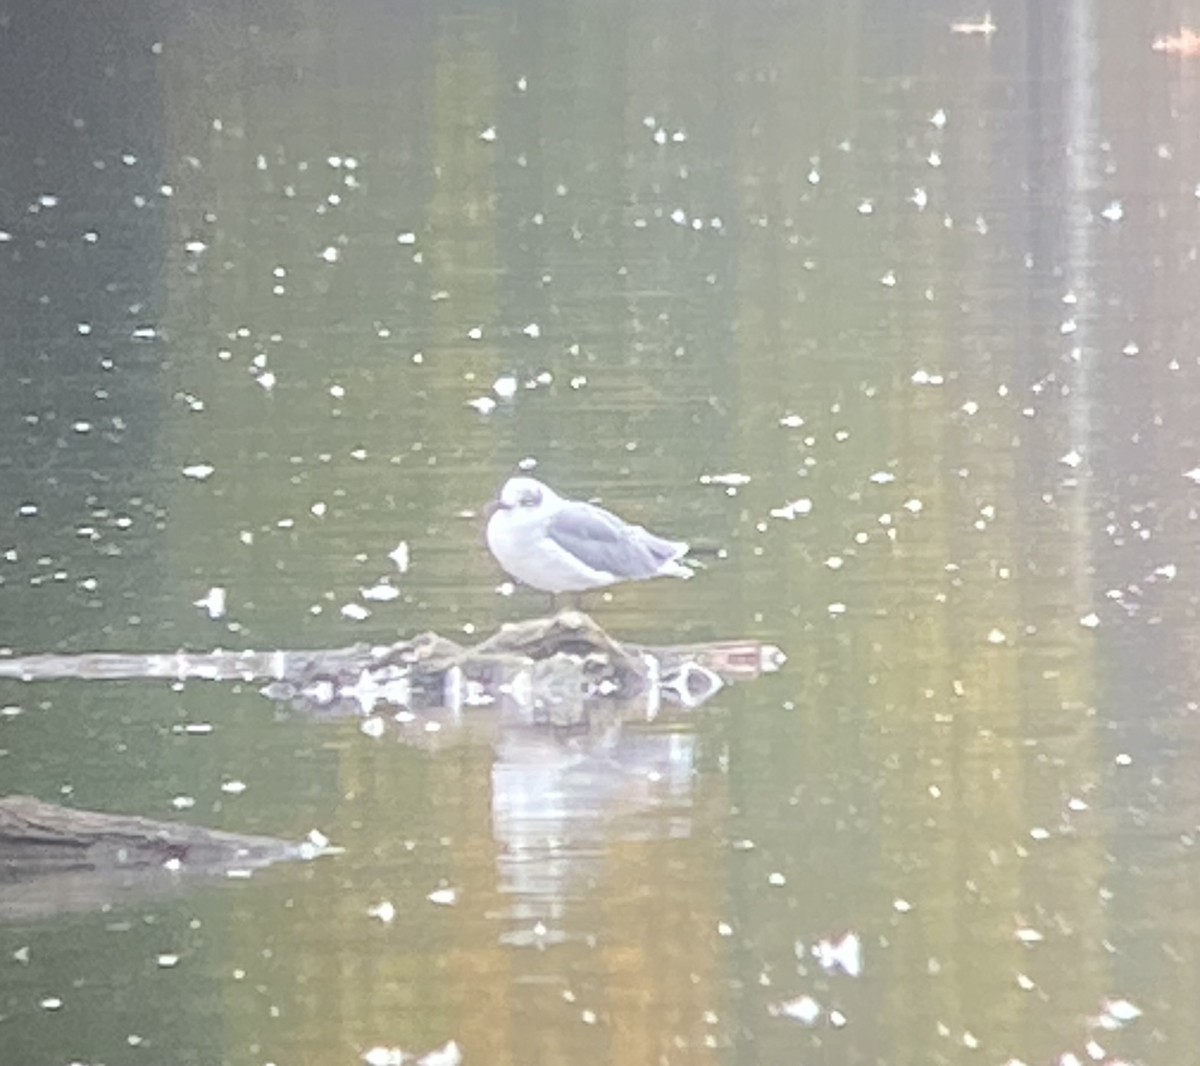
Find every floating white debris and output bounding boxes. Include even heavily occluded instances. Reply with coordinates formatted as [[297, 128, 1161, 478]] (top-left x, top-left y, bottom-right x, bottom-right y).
[[388, 542, 410, 572], [773, 995, 821, 1025], [220, 780, 246, 795], [1099, 998, 1142, 1026], [930, 108, 947, 128], [700, 472, 752, 487], [360, 716, 386, 739], [156, 954, 180, 968], [1060, 317, 1077, 335], [1079, 612, 1100, 628], [172, 795, 195, 810], [987, 628, 1008, 645], [194, 587, 226, 619], [467, 396, 497, 415], [880, 270, 897, 286], [363, 1047, 403, 1066], [397, 231, 417, 245], [869, 471, 895, 484], [479, 126, 497, 142], [182, 463, 215, 481], [770, 498, 813, 520], [368, 900, 396, 923], [1114, 752, 1132, 766], [778, 413, 805, 428], [828, 603, 846, 615], [1060, 449, 1083, 469], [184, 239, 207, 254], [257, 371, 277, 390], [825, 556, 844, 570], [903, 498, 923, 513], [307, 828, 330, 849], [420, 1040, 463, 1066], [1100, 201, 1124, 222], [1014, 927, 1044, 943], [1184, 467, 1200, 484], [893, 898, 912, 913], [341, 603, 371, 621], [427, 887, 458, 906], [1153, 563, 1177, 580], [361, 582, 400, 602], [493, 375, 518, 399], [39, 997, 63, 1011], [812, 932, 863, 976], [522, 322, 541, 338], [131, 326, 158, 340], [910, 187, 928, 209], [320, 246, 340, 263], [911, 369, 945, 385]]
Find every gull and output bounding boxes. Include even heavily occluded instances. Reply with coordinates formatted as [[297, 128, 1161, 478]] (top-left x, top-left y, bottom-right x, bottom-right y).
[[485, 476, 692, 594]]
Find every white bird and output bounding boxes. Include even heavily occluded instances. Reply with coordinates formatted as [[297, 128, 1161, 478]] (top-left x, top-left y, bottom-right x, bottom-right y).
[[485, 476, 692, 594]]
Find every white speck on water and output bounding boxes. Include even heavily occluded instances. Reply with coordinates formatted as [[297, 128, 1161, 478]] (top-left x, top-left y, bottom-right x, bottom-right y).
[[427, 887, 458, 906], [1084, 1041, 1106, 1061], [156, 953, 180, 968], [1030, 826, 1051, 841], [825, 556, 844, 570], [131, 326, 157, 340], [829, 1009, 847, 1028], [320, 246, 340, 263], [194, 587, 226, 619], [368, 900, 396, 923], [670, 208, 688, 225], [857, 199, 874, 215], [827, 602, 847, 615], [360, 716, 385, 738], [1014, 927, 1044, 943], [182, 463, 215, 481], [493, 375, 518, 398], [812, 932, 862, 976], [987, 628, 1008, 645], [1079, 612, 1100, 628], [479, 125, 497, 141], [880, 270, 897, 286], [39, 997, 63, 1011], [768, 871, 787, 886], [184, 239, 207, 254], [172, 795, 196, 810], [904, 498, 923, 513], [1100, 201, 1124, 222], [1060, 317, 1077, 335], [1114, 752, 1132, 766], [77, 322, 92, 336], [18, 503, 38, 517], [522, 322, 541, 338], [1100, 998, 1142, 1025], [1153, 563, 1177, 580], [770, 498, 813, 520], [774, 995, 821, 1025], [1184, 467, 1200, 483], [1060, 449, 1083, 468], [388, 542, 410, 572], [911, 369, 945, 385], [778, 413, 805, 428], [467, 326, 483, 340], [869, 471, 896, 484], [893, 898, 912, 913], [497, 581, 515, 597], [257, 371, 277, 390], [361, 582, 399, 602], [930, 108, 947, 128], [700, 472, 752, 487], [363, 1047, 403, 1066], [928, 150, 942, 167], [220, 780, 246, 795], [341, 603, 371, 621], [910, 187, 928, 209], [961, 400, 979, 415]]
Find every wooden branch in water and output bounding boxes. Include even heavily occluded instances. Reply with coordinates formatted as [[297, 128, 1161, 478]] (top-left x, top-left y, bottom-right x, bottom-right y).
[[0, 612, 785, 715]]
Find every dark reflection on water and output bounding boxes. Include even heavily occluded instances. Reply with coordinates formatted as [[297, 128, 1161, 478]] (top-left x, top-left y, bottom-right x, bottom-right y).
[[3, 0, 1200, 1063]]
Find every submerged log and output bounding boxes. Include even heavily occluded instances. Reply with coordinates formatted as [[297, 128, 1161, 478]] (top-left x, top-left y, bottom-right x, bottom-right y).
[[0, 795, 336, 922], [0, 612, 785, 717]]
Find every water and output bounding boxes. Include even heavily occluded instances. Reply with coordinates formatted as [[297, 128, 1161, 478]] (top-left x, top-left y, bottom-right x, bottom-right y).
[[2, 0, 1200, 1063]]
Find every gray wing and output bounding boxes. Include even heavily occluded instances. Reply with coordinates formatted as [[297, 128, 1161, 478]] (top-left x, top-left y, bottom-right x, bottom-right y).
[[546, 501, 686, 579]]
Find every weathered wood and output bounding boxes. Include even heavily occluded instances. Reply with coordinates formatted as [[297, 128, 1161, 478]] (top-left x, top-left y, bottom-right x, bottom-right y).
[[0, 612, 785, 715], [0, 794, 320, 873]]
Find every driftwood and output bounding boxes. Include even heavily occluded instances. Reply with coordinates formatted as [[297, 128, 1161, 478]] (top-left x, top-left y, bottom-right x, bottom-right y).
[[0, 612, 785, 720], [0, 795, 336, 922]]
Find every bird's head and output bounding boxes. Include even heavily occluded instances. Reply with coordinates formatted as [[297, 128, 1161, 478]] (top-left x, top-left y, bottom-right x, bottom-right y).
[[485, 476, 556, 518]]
